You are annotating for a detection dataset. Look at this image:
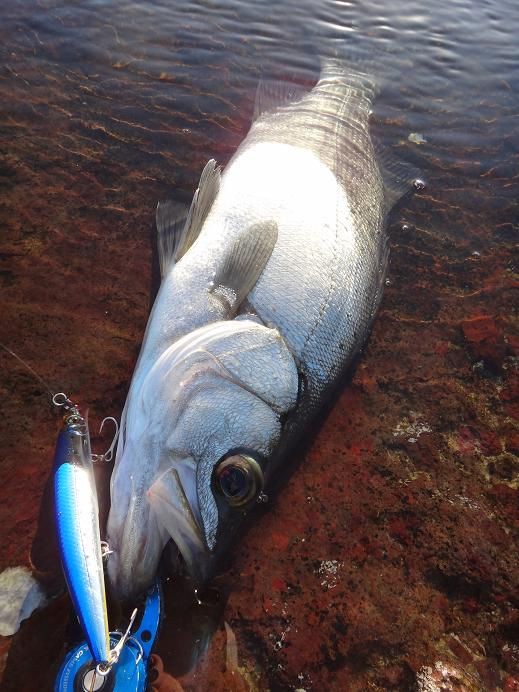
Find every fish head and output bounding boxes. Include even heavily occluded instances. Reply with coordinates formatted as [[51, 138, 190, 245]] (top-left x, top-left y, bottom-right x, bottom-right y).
[[107, 319, 299, 599]]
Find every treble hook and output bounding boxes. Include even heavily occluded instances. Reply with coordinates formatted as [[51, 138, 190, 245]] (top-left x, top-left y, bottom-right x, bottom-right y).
[[92, 417, 119, 463], [95, 608, 138, 677]]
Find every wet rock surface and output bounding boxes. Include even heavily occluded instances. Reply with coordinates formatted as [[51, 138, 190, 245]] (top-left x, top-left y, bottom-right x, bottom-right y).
[[0, 0, 518, 690]]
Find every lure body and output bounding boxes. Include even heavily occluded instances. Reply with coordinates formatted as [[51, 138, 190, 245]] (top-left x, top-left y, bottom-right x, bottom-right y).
[[53, 409, 110, 665]]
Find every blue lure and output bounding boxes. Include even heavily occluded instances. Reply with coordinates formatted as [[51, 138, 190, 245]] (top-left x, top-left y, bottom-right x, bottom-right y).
[[0, 345, 152, 683], [53, 394, 110, 667]]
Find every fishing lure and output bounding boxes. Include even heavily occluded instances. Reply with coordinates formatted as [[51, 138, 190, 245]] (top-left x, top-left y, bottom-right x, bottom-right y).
[[0, 344, 158, 685], [53, 393, 111, 668], [53, 399, 156, 691], [0, 345, 110, 660]]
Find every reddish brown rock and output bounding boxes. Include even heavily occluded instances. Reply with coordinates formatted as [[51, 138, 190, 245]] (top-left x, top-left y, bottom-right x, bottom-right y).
[[461, 315, 511, 371], [462, 315, 500, 344], [475, 658, 502, 690], [447, 636, 474, 666], [503, 678, 519, 692]]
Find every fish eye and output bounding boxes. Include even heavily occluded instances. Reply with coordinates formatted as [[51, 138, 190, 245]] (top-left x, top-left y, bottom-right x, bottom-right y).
[[214, 453, 264, 507]]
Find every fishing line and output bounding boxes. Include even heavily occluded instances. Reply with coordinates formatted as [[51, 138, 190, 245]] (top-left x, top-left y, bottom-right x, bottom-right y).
[[0, 343, 119, 454], [0, 342, 56, 400]]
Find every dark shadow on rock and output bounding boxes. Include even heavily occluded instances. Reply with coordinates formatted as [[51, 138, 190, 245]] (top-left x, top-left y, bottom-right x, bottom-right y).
[[155, 557, 231, 679], [1, 596, 69, 692]]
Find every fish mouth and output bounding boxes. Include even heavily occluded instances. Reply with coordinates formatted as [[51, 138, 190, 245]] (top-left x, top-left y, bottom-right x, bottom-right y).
[[147, 459, 211, 583], [108, 453, 213, 600]]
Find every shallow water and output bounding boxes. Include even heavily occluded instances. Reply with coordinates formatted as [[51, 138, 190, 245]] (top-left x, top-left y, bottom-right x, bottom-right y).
[[0, 0, 518, 690]]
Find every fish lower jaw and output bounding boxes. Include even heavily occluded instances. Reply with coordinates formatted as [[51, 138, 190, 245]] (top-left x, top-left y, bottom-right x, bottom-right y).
[[106, 547, 144, 601], [165, 537, 216, 587], [108, 562, 152, 603]]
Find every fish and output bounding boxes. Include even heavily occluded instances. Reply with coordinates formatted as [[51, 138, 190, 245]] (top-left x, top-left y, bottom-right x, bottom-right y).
[[106, 60, 418, 599], [53, 402, 110, 665]]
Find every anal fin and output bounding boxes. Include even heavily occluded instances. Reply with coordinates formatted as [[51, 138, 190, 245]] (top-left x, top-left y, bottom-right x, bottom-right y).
[[373, 138, 424, 213]]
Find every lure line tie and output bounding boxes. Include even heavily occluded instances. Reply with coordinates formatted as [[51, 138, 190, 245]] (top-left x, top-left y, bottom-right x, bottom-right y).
[[52, 392, 76, 411]]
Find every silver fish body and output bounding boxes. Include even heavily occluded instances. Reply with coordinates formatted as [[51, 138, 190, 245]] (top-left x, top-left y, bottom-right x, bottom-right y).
[[107, 61, 412, 598]]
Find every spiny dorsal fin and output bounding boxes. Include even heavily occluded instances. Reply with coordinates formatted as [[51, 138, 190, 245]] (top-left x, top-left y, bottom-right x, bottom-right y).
[[182, 158, 221, 259], [254, 80, 309, 121], [210, 221, 278, 314], [155, 159, 221, 279], [156, 201, 189, 278]]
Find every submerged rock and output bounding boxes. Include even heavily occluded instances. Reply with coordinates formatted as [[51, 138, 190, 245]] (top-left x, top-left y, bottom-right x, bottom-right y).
[[408, 132, 428, 145], [416, 661, 482, 691]]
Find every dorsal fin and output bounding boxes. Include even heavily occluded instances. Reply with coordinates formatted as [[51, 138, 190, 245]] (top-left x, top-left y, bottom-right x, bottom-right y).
[[210, 221, 278, 314], [254, 80, 309, 121], [373, 139, 424, 213], [155, 159, 221, 278], [182, 159, 221, 257], [156, 201, 189, 278]]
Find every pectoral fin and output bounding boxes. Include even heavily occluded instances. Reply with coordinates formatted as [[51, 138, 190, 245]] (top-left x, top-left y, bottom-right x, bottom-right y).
[[156, 159, 221, 278], [210, 220, 278, 314]]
